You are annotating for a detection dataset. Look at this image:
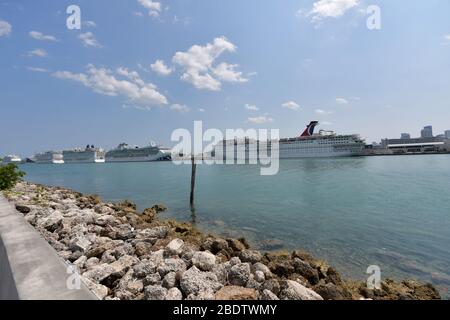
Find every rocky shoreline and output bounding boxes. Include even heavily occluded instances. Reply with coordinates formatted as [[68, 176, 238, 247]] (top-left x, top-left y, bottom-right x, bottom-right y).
[[2, 182, 441, 300]]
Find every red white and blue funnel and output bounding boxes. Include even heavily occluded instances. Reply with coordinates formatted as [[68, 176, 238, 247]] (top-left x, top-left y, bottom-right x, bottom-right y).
[[300, 121, 319, 137]]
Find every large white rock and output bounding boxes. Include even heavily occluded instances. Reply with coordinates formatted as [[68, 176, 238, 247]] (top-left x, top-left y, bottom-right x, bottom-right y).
[[192, 251, 216, 271], [279, 280, 323, 300], [166, 287, 183, 300], [165, 238, 184, 256], [180, 266, 222, 296], [69, 235, 92, 253]]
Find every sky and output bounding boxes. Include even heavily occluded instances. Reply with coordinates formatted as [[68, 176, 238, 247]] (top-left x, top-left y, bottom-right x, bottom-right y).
[[1, 0, 450, 157]]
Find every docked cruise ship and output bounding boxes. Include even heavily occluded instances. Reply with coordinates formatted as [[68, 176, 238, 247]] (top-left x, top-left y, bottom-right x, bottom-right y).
[[105, 142, 171, 162], [2, 155, 22, 164], [34, 151, 64, 164], [213, 121, 365, 160], [63, 145, 105, 163]]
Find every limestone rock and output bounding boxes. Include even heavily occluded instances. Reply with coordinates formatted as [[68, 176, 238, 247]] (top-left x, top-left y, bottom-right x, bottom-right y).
[[166, 238, 184, 256], [293, 258, 319, 285], [143, 273, 162, 286], [215, 286, 258, 300], [166, 287, 183, 300], [180, 266, 223, 296], [253, 262, 273, 279], [192, 251, 216, 271], [109, 255, 137, 277], [133, 260, 157, 278], [254, 270, 265, 283], [83, 263, 115, 282], [69, 235, 92, 253], [137, 226, 168, 239], [279, 280, 323, 300], [162, 272, 177, 289], [144, 285, 168, 300], [228, 263, 251, 287], [157, 258, 187, 277], [41, 213, 63, 232], [261, 289, 279, 300], [238, 250, 262, 264]]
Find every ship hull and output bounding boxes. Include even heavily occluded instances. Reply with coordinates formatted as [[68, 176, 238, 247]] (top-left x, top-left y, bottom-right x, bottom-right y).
[[63, 159, 105, 163], [105, 153, 167, 163], [213, 136, 365, 160]]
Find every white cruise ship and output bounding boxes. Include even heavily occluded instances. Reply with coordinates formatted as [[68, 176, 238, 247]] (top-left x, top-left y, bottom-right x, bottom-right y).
[[2, 155, 22, 164], [213, 121, 365, 160], [105, 142, 171, 162], [63, 145, 105, 163], [34, 151, 64, 164]]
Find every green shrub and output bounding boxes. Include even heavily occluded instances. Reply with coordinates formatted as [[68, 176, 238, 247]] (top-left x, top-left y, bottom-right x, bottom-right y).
[[0, 164, 25, 190]]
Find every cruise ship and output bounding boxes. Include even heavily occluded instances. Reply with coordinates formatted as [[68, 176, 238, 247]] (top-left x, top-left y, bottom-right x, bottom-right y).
[[105, 142, 171, 162], [212, 121, 365, 160], [63, 145, 105, 163], [2, 155, 22, 164], [34, 151, 64, 164]]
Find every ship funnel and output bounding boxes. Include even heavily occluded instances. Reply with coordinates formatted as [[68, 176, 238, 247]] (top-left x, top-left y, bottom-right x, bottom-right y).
[[300, 121, 319, 137]]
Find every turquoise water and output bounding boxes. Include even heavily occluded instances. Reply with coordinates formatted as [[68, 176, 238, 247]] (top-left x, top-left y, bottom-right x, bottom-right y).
[[19, 155, 450, 297]]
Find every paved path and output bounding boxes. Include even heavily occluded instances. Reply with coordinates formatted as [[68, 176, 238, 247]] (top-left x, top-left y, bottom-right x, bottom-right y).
[[0, 193, 96, 300]]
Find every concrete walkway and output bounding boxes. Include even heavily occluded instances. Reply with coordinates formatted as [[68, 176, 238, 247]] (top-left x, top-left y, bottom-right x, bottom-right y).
[[0, 193, 97, 300]]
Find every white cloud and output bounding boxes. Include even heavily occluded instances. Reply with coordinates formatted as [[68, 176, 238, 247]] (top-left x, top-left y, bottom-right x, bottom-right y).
[[445, 34, 450, 41], [281, 101, 300, 110], [248, 116, 274, 124], [78, 32, 102, 48], [133, 11, 144, 17], [150, 59, 173, 76], [116, 67, 145, 86], [122, 104, 151, 111], [315, 109, 333, 115], [83, 21, 97, 28], [27, 66, 49, 73], [170, 104, 190, 112], [310, 0, 359, 21], [52, 64, 168, 106], [245, 104, 259, 111], [198, 108, 205, 112], [172, 36, 247, 91], [335, 97, 349, 105], [29, 31, 57, 41], [212, 62, 248, 83], [28, 48, 47, 57], [137, 0, 162, 17], [0, 20, 12, 37]]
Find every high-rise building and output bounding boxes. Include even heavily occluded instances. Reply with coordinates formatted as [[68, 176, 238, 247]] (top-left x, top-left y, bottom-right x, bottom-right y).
[[445, 130, 450, 139], [421, 126, 433, 138], [400, 133, 411, 139]]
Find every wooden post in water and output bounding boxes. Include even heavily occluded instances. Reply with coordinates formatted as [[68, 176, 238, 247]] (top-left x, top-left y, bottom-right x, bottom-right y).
[[190, 155, 196, 206]]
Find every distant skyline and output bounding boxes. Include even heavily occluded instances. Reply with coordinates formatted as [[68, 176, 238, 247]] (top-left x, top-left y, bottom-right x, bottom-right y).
[[1, 0, 450, 156]]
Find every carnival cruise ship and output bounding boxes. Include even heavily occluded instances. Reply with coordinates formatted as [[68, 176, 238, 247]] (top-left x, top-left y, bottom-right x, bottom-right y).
[[213, 121, 365, 160], [34, 151, 64, 164], [105, 142, 171, 162], [63, 145, 105, 163]]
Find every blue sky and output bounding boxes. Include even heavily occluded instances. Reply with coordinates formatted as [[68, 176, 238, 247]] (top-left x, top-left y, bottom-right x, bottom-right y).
[[1, 0, 450, 157]]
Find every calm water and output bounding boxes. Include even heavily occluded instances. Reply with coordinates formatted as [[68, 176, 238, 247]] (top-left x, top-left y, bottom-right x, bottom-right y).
[[19, 155, 450, 297]]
